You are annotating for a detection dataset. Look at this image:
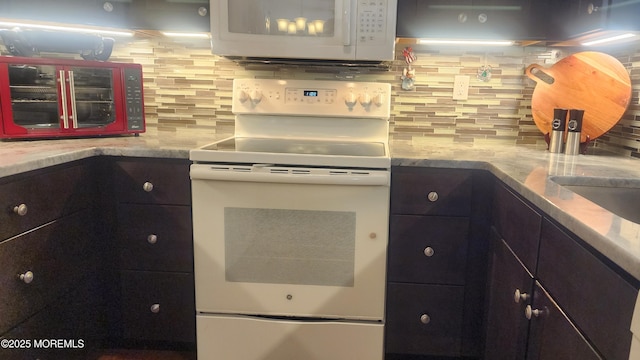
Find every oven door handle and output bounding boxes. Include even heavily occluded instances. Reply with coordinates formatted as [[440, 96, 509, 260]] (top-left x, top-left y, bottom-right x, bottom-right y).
[[190, 165, 389, 186]]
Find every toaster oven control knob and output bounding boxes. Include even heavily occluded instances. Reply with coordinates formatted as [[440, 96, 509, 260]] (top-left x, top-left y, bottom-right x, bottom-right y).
[[359, 93, 372, 107], [142, 181, 154, 192], [250, 90, 263, 105], [150, 303, 160, 313], [345, 93, 357, 109]]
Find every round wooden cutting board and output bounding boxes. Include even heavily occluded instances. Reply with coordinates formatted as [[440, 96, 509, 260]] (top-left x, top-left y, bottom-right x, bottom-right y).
[[526, 51, 632, 143]]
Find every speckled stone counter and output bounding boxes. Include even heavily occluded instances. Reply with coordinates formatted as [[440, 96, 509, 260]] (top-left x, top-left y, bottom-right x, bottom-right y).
[[1, 131, 640, 281], [391, 138, 640, 282], [0, 128, 230, 178]]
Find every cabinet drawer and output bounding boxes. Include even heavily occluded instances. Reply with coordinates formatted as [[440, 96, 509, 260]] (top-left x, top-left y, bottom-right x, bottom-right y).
[[391, 167, 472, 216], [538, 219, 637, 360], [388, 215, 469, 285], [118, 204, 193, 272], [0, 278, 103, 360], [113, 158, 191, 205], [121, 271, 195, 343], [385, 283, 464, 356], [492, 182, 542, 272], [0, 162, 94, 241], [0, 211, 95, 334]]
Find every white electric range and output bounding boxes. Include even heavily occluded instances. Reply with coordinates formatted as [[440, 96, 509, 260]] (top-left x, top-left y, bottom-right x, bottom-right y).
[[190, 79, 391, 360]]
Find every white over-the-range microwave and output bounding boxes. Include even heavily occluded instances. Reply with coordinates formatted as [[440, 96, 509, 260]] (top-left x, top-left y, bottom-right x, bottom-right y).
[[209, 0, 398, 62]]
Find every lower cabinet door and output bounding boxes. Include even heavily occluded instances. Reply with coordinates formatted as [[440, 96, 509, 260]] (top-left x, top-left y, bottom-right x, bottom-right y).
[[526, 282, 602, 360], [484, 232, 534, 360], [120, 271, 195, 343], [196, 314, 384, 360], [385, 282, 464, 356]]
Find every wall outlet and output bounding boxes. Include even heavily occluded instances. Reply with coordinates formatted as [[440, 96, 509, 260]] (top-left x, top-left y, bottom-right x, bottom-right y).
[[453, 75, 470, 100]]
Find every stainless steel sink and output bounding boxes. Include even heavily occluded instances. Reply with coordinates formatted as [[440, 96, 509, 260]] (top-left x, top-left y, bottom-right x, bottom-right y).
[[549, 176, 640, 224]]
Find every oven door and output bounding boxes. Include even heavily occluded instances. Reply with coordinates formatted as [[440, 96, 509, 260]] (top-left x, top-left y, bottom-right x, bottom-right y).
[[190, 163, 389, 321]]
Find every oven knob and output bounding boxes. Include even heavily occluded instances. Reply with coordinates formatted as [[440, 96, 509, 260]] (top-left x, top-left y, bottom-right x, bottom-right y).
[[250, 90, 263, 105], [373, 93, 384, 107], [359, 93, 372, 107], [238, 90, 249, 103], [345, 93, 357, 109]]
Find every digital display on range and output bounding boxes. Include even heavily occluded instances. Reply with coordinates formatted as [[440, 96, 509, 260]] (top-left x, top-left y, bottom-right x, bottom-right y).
[[303, 90, 318, 97]]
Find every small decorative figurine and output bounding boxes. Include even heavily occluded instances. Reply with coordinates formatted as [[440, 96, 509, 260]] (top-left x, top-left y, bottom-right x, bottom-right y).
[[401, 47, 416, 91]]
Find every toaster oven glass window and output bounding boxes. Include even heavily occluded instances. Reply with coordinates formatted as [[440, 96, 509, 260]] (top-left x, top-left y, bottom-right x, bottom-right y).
[[8, 64, 60, 129], [70, 67, 116, 128], [228, 0, 336, 37]]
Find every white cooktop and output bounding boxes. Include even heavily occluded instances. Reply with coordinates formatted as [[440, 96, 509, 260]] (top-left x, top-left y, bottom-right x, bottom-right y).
[[190, 79, 391, 169]]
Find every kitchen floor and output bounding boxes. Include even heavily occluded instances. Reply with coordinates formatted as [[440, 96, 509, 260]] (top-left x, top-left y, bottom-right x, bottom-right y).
[[89, 349, 196, 360]]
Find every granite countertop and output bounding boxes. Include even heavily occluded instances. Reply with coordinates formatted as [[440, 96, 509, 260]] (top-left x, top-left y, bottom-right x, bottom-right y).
[[2, 130, 640, 282]]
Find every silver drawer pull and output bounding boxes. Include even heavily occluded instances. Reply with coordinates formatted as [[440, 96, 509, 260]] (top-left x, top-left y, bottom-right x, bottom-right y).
[[19, 271, 34, 284], [420, 313, 431, 324], [147, 234, 158, 244], [514, 289, 529, 303], [13, 204, 28, 216], [150, 303, 160, 313], [427, 191, 439, 202], [423, 247, 435, 257], [142, 181, 154, 192]]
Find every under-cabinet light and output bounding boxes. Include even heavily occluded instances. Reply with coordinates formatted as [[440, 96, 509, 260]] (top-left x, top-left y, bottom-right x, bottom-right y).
[[0, 20, 134, 37], [418, 39, 514, 46], [161, 31, 210, 38], [581, 33, 637, 46]]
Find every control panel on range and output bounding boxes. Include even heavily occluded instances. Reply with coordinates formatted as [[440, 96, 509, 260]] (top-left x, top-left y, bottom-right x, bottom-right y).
[[231, 79, 391, 118]]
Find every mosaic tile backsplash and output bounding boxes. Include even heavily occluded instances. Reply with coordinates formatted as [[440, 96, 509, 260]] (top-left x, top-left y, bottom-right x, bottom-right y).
[[11, 35, 640, 156]]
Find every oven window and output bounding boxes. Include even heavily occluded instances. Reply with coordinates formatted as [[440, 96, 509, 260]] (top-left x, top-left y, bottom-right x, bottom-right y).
[[224, 207, 355, 287]]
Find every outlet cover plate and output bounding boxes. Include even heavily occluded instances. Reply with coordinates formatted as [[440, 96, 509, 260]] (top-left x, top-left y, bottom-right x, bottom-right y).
[[453, 75, 470, 100]]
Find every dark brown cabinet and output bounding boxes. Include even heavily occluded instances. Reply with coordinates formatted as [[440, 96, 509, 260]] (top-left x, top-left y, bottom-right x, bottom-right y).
[[386, 166, 491, 358], [113, 158, 196, 344], [396, 0, 550, 40], [0, 0, 209, 32], [526, 282, 602, 360], [0, 157, 196, 354], [485, 231, 602, 360], [0, 160, 102, 360], [130, 0, 210, 32], [484, 230, 534, 360], [492, 182, 542, 272], [538, 219, 637, 360], [1, 0, 133, 28], [487, 180, 639, 360], [552, 0, 640, 39]]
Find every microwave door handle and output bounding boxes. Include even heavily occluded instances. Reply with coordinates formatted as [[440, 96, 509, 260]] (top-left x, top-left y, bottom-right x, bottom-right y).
[[68, 70, 78, 129], [342, 0, 352, 46], [59, 70, 69, 129]]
